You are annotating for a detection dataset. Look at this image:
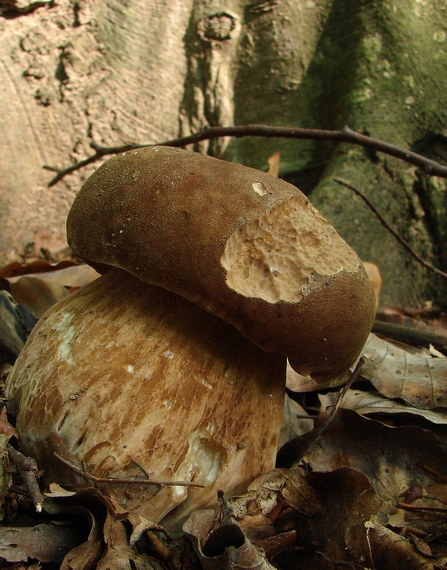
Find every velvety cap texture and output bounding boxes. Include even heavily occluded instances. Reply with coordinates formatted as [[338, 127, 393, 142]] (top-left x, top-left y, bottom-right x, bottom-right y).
[[67, 146, 376, 380]]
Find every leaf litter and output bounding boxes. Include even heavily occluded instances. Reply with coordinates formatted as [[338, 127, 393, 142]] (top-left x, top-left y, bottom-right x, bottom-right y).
[[1, 244, 447, 568]]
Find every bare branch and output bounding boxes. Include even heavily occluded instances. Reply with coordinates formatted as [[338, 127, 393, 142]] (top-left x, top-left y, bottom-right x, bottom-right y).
[[54, 452, 205, 488], [334, 178, 447, 280], [291, 358, 365, 469], [8, 445, 45, 512], [45, 124, 447, 186]]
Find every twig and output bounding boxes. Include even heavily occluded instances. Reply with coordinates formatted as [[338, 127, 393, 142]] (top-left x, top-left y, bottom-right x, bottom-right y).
[[54, 452, 205, 488], [45, 124, 447, 186], [291, 357, 365, 469], [371, 320, 447, 353], [396, 501, 447, 513], [44, 142, 135, 186], [8, 445, 45, 512], [334, 178, 447, 280]]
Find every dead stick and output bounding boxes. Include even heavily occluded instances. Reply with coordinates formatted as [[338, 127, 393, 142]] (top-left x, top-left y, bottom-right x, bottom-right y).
[[334, 178, 447, 280], [8, 445, 45, 512], [45, 124, 447, 186], [291, 357, 365, 469], [396, 501, 447, 513], [54, 453, 204, 488]]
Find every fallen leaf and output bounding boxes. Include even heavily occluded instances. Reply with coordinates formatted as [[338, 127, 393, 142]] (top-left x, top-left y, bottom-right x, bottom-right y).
[[267, 151, 281, 177], [10, 276, 70, 318], [184, 509, 277, 570], [363, 261, 382, 307], [0, 291, 37, 361], [360, 334, 447, 408], [319, 389, 447, 424], [0, 523, 81, 564]]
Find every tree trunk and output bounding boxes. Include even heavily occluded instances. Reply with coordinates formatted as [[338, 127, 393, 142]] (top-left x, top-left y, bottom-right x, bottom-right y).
[[1, 0, 446, 309]]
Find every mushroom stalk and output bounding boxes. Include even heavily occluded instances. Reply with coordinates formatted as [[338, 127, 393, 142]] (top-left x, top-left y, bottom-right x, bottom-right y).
[[6, 269, 286, 529]]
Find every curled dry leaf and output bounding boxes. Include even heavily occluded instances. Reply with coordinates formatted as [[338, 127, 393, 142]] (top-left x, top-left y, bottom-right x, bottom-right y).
[[184, 508, 277, 570], [279, 410, 447, 565], [44, 485, 160, 569], [45, 488, 108, 569], [96, 510, 157, 570], [229, 468, 323, 519], [365, 517, 447, 569], [360, 333, 447, 409], [266, 465, 447, 567], [183, 468, 320, 568]]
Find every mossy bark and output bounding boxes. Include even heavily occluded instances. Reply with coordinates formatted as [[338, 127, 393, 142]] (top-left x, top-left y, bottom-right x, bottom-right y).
[[224, 0, 447, 308]]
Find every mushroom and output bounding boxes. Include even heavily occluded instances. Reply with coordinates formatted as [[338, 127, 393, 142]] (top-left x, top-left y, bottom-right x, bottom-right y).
[[5, 147, 376, 529]]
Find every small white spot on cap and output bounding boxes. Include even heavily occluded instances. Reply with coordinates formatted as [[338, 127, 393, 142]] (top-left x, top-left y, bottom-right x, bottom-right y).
[[252, 181, 267, 196]]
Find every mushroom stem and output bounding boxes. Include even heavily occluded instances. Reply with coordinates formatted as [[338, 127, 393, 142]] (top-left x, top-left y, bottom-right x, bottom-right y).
[[6, 269, 286, 529]]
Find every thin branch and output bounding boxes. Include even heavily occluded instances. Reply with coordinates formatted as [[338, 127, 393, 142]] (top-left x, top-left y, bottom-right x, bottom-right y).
[[371, 320, 447, 353], [334, 178, 447, 280], [396, 501, 447, 513], [44, 142, 135, 186], [54, 452, 205, 488], [45, 124, 447, 186], [291, 357, 365, 469], [8, 444, 45, 512]]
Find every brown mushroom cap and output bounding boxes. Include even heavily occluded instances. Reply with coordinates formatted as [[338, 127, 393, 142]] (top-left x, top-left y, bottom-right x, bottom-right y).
[[67, 146, 376, 381]]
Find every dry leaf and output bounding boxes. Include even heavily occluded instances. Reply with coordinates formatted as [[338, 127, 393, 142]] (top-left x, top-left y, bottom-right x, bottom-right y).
[[184, 509, 277, 570], [363, 261, 382, 307], [366, 518, 447, 568], [319, 389, 447, 424], [0, 291, 37, 361], [6, 264, 100, 288], [300, 409, 447, 527], [0, 407, 18, 440], [10, 276, 70, 318], [280, 395, 314, 448], [267, 151, 281, 177], [360, 333, 447, 408], [305, 468, 382, 568], [0, 523, 81, 564]]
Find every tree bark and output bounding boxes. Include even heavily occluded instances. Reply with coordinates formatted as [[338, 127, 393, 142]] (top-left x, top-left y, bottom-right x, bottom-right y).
[[1, 0, 446, 308]]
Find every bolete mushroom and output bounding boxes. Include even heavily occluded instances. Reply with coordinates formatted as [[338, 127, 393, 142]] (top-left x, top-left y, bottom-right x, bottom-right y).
[[5, 147, 376, 529]]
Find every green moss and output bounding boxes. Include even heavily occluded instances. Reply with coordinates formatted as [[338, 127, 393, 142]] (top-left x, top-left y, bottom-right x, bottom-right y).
[[225, 0, 447, 307]]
